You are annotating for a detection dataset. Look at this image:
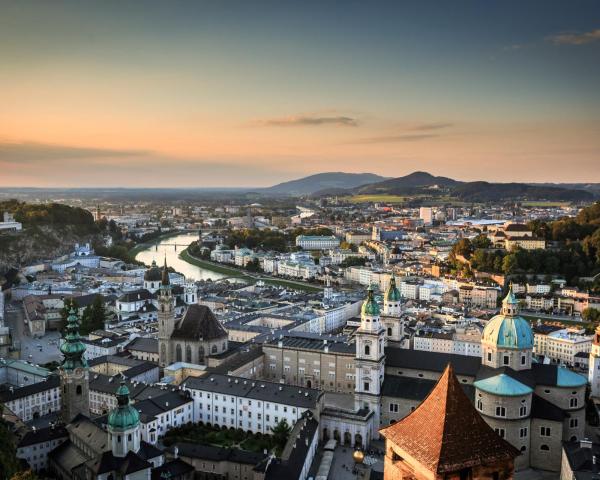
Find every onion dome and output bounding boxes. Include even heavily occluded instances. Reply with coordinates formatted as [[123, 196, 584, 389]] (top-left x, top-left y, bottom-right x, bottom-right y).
[[60, 308, 87, 370], [482, 286, 533, 350], [108, 381, 140, 431], [144, 260, 162, 281], [361, 286, 380, 316], [384, 276, 401, 302]]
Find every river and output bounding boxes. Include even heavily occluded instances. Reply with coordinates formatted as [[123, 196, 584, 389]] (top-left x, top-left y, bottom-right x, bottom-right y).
[[135, 233, 229, 282]]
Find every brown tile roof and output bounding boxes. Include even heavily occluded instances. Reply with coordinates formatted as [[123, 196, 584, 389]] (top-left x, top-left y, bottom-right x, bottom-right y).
[[380, 364, 519, 474]]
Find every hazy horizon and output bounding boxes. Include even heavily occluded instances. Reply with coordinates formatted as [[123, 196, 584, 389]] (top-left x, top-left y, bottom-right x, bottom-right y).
[[1, 0, 599, 187]]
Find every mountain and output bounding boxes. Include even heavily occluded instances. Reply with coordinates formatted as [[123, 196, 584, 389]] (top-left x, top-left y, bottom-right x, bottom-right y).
[[263, 172, 388, 195], [342, 171, 594, 202], [355, 171, 459, 195]]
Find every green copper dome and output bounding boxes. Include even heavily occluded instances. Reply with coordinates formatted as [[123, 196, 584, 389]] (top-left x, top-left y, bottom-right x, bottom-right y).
[[384, 276, 401, 302], [60, 308, 88, 371], [108, 381, 140, 431], [361, 286, 380, 316], [482, 287, 533, 350]]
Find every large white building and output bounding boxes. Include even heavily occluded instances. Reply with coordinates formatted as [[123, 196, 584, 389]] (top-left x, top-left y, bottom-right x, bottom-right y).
[[534, 327, 592, 366], [295, 235, 340, 250], [183, 374, 323, 434]]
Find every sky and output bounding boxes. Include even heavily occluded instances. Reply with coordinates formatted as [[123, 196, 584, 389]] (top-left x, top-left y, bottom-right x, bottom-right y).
[[0, 0, 599, 188]]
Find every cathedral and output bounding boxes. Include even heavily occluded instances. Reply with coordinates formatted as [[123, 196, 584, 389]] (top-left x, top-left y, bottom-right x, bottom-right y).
[[156, 259, 229, 367]]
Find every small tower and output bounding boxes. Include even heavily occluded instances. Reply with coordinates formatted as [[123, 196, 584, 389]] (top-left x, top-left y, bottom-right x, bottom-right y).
[[382, 276, 403, 345], [323, 275, 333, 305], [355, 286, 385, 439], [589, 325, 600, 398], [59, 308, 90, 423], [108, 380, 141, 457], [184, 283, 198, 305], [481, 285, 533, 371], [158, 258, 175, 367]]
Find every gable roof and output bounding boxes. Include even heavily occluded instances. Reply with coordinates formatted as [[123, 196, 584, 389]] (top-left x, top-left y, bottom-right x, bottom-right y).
[[171, 304, 228, 341], [380, 364, 519, 474]]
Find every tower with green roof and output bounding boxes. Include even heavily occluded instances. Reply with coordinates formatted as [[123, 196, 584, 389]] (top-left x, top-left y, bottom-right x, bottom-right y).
[[382, 276, 404, 344], [355, 285, 385, 438], [108, 380, 141, 457], [59, 307, 90, 423]]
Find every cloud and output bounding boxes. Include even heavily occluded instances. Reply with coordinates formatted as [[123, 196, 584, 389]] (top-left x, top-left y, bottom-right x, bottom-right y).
[[253, 115, 358, 127], [344, 133, 439, 145], [412, 122, 453, 131], [0, 141, 151, 163], [547, 28, 600, 45]]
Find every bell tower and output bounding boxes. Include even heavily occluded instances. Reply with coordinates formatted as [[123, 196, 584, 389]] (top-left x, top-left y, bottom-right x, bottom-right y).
[[355, 286, 385, 439], [59, 308, 90, 423], [158, 257, 175, 367], [108, 380, 141, 457]]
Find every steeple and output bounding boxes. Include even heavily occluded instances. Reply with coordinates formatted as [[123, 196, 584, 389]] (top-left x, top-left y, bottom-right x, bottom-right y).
[[59, 307, 90, 422], [161, 256, 170, 287], [60, 308, 87, 371], [108, 380, 141, 457], [501, 283, 519, 316], [383, 276, 401, 317]]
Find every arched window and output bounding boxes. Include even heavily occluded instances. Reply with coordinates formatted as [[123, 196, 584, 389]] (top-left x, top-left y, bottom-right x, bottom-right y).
[[364, 345, 370, 356], [161, 344, 166, 361], [387, 328, 392, 336], [211, 344, 217, 354], [176, 344, 182, 362], [186, 345, 192, 363], [540, 445, 550, 451], [198, 346, 205, 361], [222, 342, 226, 351], [76, 385, 82, 395]]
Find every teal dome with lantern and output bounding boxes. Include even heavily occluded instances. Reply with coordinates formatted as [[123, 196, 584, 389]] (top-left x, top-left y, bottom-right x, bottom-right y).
[[482, 285, 533, 350], [384, 276, 401, 302], [361, 286, 380, 316], [60, 308, 88, 370], [108, 381, 140, 431]]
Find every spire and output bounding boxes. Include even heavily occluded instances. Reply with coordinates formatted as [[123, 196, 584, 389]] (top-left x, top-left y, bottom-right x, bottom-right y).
[[384, 275, 401, 302], [380, 364, 519, 474], [161, 255, 170, 286], [59, 307, 87, 371], [501, 283, 519, 315]]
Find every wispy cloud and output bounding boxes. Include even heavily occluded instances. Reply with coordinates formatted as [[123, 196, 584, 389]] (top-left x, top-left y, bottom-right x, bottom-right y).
[[547, 28, 600, 45], [0, 141, 151, 163], [252, 115, 358, 127], [344, 133, 439, 145], [412, 122, 453, 131]]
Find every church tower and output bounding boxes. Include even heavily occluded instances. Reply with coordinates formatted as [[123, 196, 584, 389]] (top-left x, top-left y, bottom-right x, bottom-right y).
[[382, 276, 403, 345], [108, 380, 141, 457], [355, 286, 385, 439], [589, 326, 600, 398], [158, 258, 175, 367], [184, 283, 198, 305], [59, 308, 90, 423]]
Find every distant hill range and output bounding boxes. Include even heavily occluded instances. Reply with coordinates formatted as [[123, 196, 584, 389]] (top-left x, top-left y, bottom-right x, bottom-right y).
[[272, 171, 595, 202], [261, 172, 388, 196]]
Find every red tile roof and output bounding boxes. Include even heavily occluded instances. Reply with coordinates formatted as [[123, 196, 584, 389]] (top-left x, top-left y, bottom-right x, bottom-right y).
[[380, 364, 519, 474]]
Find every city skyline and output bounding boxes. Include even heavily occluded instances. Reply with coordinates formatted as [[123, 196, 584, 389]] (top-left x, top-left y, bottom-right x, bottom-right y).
[[1, 0, 599, 187]]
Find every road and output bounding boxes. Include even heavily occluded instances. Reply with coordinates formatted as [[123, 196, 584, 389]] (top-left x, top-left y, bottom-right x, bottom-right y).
[[521, 310, 584, 323]]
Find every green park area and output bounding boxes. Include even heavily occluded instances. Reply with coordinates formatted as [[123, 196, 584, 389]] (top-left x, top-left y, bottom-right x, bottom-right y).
[[162, 421, 291, 456]]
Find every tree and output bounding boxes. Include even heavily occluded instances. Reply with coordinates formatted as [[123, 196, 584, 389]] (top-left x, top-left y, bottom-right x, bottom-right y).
[[582, 308, 600, 323], [270, 419, 291, 453], [451, 238, 473, 259], [80, 296, 106, 335], [502, 254, 519, 275], [0, 406, 21, 479], [340, 256, 367, 268], [471, 234, 491, 249], [245, 258, 261, 273], [10, 470, 37, 480]]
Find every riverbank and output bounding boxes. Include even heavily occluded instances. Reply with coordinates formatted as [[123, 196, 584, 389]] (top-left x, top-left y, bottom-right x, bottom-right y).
[[179, 248, 322, 292]]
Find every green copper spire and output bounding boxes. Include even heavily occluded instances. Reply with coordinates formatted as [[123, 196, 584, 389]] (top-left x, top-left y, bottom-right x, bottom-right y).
[[108, 380, 140, 431], [384, 276, 401, 302], [60, 307, 88, 371], [361, 285, 380, 316]]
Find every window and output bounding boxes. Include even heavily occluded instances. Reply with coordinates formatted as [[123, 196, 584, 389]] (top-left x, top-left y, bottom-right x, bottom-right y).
[[494, 428, 505, 438], [519, 405, 527, 416], [503, 356, 509, 366], [387, 328, 392, 336], [521, 355, 526, 365], [389, 403, 399, 413], [519, 427, 528, 438], [364, 382, 370, 392], [540, 444, 550, 451], [570, 418, 578, 428], [364, 345, 370, 356], [487, 352, 492, 362], [495, 406, 506, 417], [540, 427, 551, 437], [570, 398, 578, 408], [476, 400, 483, 411]]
